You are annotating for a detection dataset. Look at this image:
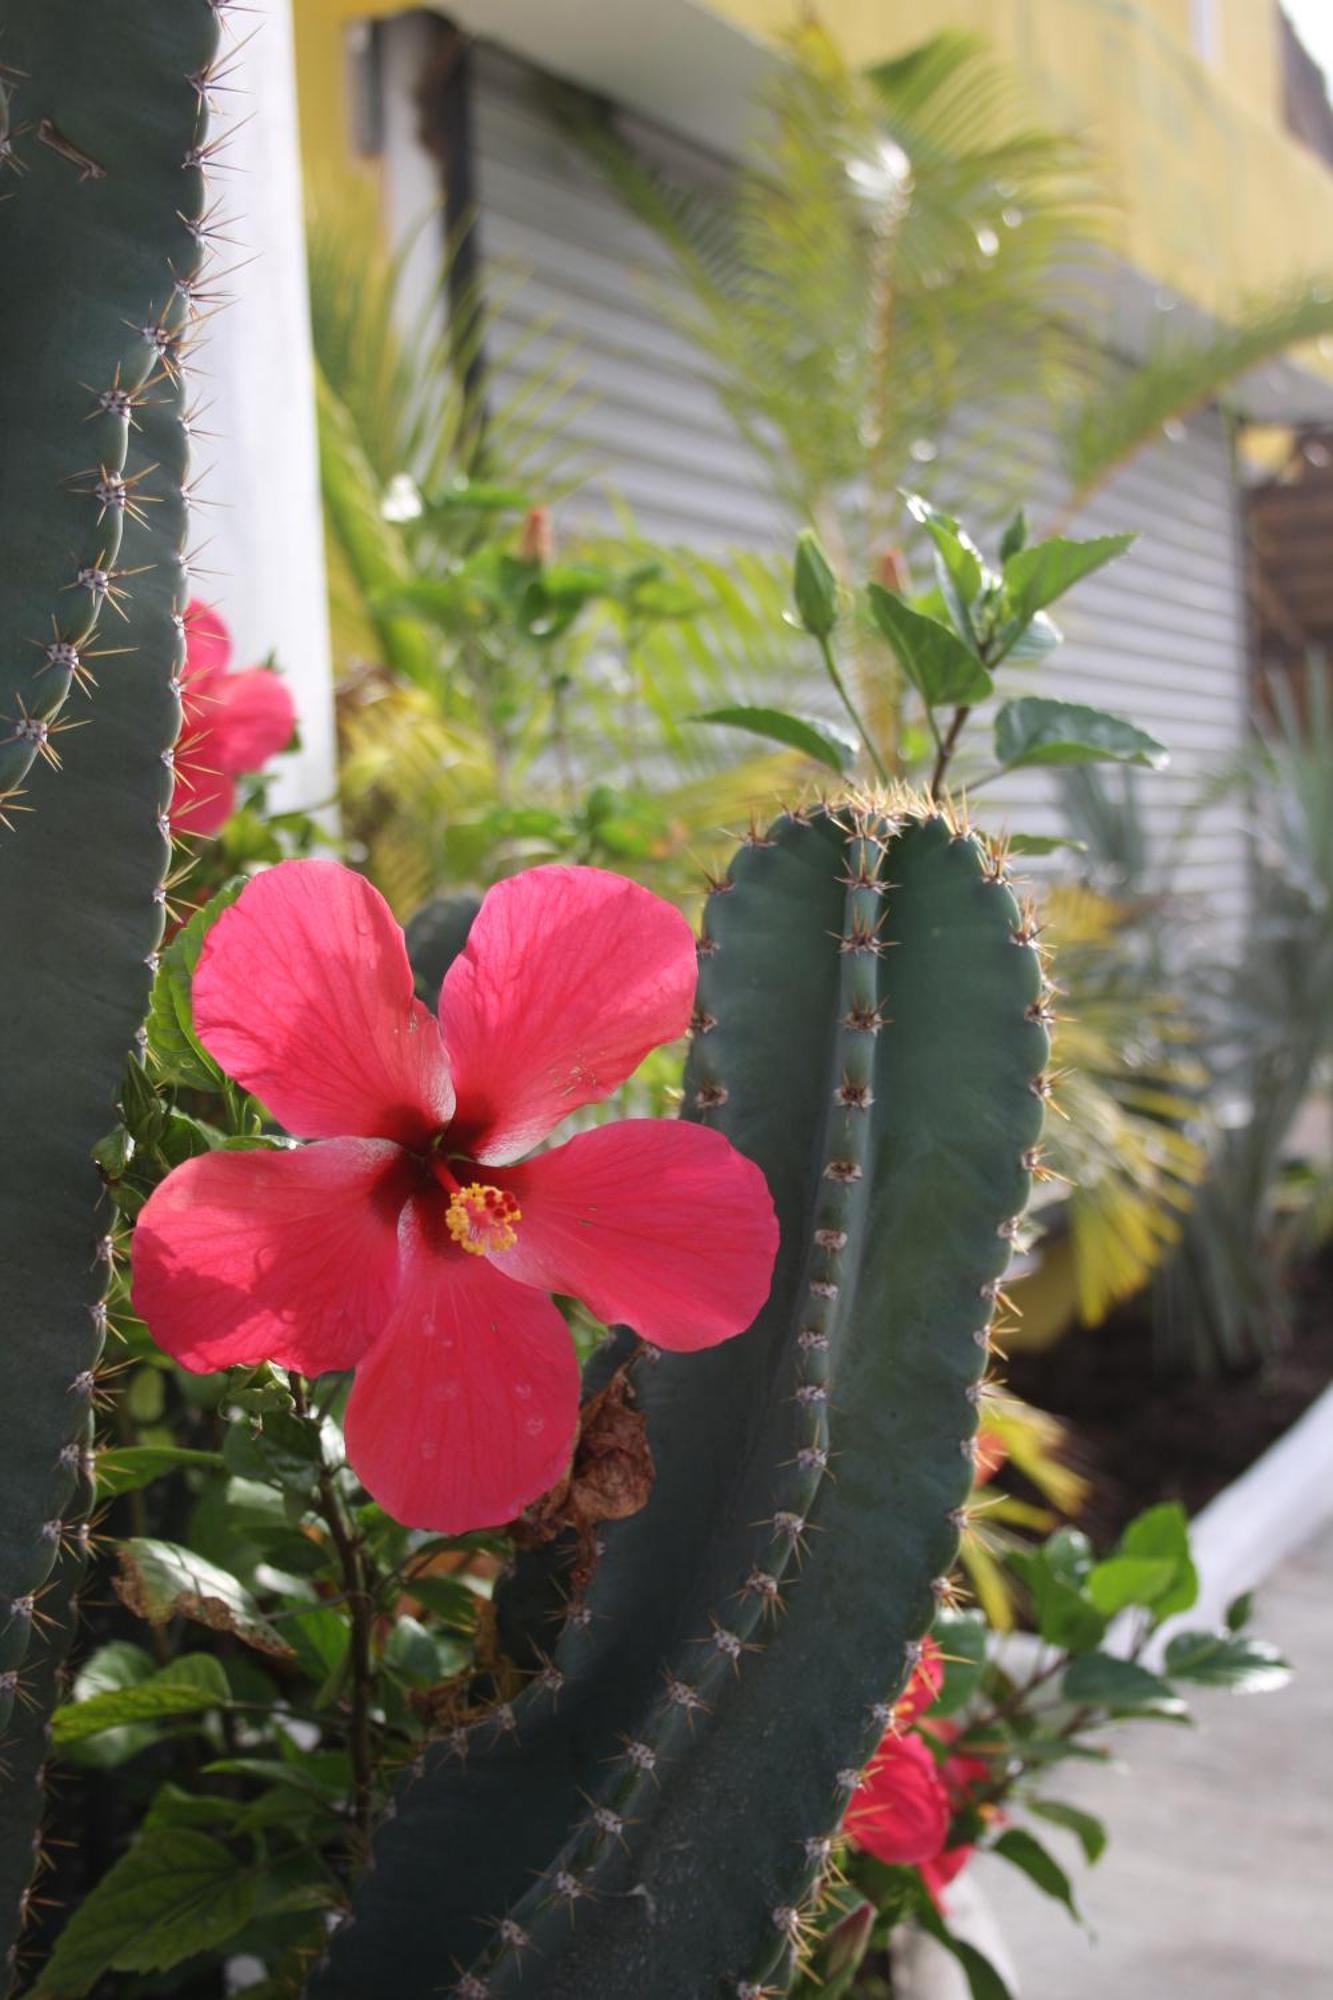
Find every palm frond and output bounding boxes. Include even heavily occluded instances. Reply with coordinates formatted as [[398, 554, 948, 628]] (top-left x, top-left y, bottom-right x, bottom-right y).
[[1064, 282, 1333, 507], [561, 25, 1101, 542]]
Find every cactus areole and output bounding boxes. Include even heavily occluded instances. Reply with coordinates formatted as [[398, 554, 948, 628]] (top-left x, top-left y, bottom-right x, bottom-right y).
[[131, 859, 779, 1531]]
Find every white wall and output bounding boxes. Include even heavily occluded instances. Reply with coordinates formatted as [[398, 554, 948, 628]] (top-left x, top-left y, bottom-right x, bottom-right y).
[[190, 0, 337, 820]]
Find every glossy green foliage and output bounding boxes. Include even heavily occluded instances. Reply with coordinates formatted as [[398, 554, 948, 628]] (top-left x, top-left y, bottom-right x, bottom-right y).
[[0, 3, 218, 1982], [311, 798, 1047, 1999]]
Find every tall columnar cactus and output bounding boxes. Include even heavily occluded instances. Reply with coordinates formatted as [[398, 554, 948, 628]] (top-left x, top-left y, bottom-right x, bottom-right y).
[[312, 798, 1049, 1999], [0, 4, 219, 1981]]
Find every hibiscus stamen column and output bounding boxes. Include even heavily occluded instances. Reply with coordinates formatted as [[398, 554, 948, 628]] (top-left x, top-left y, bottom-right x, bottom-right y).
[[311, 794, 1048, 2000]]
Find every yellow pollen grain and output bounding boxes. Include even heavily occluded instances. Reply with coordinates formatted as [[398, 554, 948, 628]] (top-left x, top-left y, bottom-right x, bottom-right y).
[[445, 1182, 521, 1256]]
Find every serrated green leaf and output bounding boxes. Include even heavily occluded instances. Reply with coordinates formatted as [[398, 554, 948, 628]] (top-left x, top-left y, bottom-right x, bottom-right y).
[[1028, 1798, 1107, 1863], [96, 1444, 224, 1498], [113, 1538, 295, 1659], [1086, 1555, 1180, 1617], [1002, 531, 1135, 618], [34, 1829, 257, 1994], [904, 492, 986, 643], [145, 880, 245, 1088], [223, 1409, 324, 1495], [1162, 1630, 1291, 1693], [53, 1654, 230, 1746], [998, 509, 1028, 563], [992, 1827, 1081, 1920], [1116, 1503, 1199, 1620], [1010, 1544, 1105, 1653], [690, 705, 855, 773], [1062, 1651, 1187, 1718], [995, 698, 1168, 772], [867, 583, 994, 706]]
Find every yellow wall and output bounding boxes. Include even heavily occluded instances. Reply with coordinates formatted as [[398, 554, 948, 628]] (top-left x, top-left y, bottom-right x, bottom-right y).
[[293, 0, 1333, 319]]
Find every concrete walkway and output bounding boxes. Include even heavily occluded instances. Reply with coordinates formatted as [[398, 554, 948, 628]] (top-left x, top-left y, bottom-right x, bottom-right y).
[[974, 1526, 1333, 1998]]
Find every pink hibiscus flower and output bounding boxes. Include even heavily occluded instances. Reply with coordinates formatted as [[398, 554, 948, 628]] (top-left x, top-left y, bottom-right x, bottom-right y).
[[843, 1639, 990, 1904], [172, 600, 295, 836], [131, 859, 778, 1531]]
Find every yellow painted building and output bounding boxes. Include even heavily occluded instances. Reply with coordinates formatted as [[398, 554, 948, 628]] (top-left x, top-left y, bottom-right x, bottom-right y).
[[294, 0, 1333, 321]]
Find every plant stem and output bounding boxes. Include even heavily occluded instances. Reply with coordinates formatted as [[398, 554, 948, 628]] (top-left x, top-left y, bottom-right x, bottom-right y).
[[929, 703, 971, 801], [817, 633, 891, 787], [291, 1375, 375, 1845]]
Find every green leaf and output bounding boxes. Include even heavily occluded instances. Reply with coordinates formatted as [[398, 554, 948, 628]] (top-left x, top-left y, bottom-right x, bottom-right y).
[[1162, 1630, 1292, 1693], [34, 1829, 257, 1994], [1028, 1798, 1107, 1864], [1003, 611, 1062, 665], [914, 1896, 1013, 2000], [1086, 1555, 1180, 1617], [867, 583, 994, 707], [792, 529, 840, 638], [222, 1409, 325, 1496], [1005, 833, 1088, 857], [144, 880, 246, 1089], [904, 492, 986, 642], [1010, 1545, 1105, 1653], [1062, 1651, 1187, 1718], [690, 705, 855, 774], [930, 1608, 988, 1716], [96, 1444, 224, 1498], [992, 1827, 1081, 1920], [1117, 1502, 1199, 1620], [113, 1539, 295, 1659], [53, 1654, 230, 1746], [384, 1614, 441, 1685], [998, 509, 1028, 563], [1226, 1591, 1255, 1633], [1002, 532, 1135, 619], [994, 698, 1169, 772]]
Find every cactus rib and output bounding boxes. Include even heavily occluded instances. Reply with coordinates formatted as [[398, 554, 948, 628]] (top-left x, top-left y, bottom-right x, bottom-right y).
[[311, 797, 1048, 1999], [0, 3, 219, 1980]]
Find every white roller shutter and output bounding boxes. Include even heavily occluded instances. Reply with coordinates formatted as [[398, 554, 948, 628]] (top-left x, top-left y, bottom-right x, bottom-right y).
[[385, 32, 1251, 950]]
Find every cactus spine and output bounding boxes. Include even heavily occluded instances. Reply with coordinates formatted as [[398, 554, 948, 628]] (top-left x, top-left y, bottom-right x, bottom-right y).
[[312, 798, 1048, 1999], [0, 4, 219, 1981]]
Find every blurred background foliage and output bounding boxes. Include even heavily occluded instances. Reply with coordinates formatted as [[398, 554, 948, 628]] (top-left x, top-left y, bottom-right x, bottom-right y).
[[302, 19, 1333, 1386]]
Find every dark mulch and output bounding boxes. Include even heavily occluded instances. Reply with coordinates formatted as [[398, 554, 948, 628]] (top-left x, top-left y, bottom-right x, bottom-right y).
[[1004, 1248, 1333, 1545]]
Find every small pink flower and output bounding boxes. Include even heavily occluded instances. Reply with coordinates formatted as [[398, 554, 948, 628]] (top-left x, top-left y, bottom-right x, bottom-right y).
[[172, 600, 295, 836], [132, 860, 778, 1531], [843, 1641, 989, 1905]]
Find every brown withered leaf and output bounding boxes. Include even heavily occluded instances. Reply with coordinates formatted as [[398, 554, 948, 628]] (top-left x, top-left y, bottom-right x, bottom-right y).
[[511, 1366, 654, 1589], [113, 1536, 295, 1658]]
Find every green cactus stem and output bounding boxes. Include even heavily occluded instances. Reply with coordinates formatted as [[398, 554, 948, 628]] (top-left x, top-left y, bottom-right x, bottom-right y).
[[0, 3, 219, 1981], [311, 796, 1049, 1999]]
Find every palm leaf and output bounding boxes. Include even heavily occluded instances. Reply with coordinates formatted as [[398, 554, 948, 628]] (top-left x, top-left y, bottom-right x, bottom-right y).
[[1064, 281, 1333, 507]]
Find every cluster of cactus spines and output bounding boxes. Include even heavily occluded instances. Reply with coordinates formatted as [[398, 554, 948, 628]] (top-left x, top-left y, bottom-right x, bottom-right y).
[[0, 3, 221, 1982], [311, 796, 1048, 2000]]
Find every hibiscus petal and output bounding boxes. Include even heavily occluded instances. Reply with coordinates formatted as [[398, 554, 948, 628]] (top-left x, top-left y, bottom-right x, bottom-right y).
[[212, 668, 296, 774], [438, 865, 697, 1163], [193, 860, 456, 1145], [343, 1199, 580, 1532], [131, 1139, 414, 1374], [490, 1119, 777, 1350], [183, 597, 230, 683], [845, 1734, 951, 1867]]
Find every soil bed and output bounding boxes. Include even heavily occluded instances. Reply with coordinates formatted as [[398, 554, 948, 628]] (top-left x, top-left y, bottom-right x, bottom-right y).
[[1005, 1248, 1333, 1544]]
